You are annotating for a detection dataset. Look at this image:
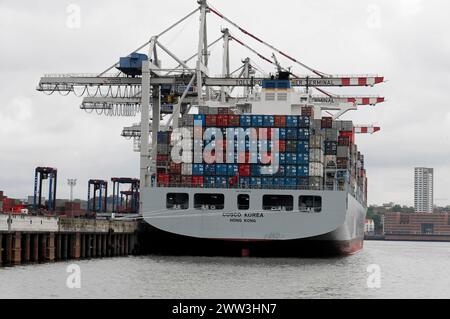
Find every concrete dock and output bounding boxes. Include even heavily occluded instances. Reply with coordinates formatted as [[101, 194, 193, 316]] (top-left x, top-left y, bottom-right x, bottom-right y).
[[0, 214, 138, 266]]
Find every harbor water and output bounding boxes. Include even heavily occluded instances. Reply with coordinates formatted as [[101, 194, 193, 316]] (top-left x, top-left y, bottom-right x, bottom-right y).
[[1, 241, 449, 299]]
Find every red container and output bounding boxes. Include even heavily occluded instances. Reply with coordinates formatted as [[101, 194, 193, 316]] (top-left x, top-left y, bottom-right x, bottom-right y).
[[192, 176, 204, 187], [206, 115, 217, 126], [274, 115, 287, 127], [301, 106, 314, 117], [279, 140, 286, 153], [228, 176, 239, 188], [340, 131, 355, 144], [239, 164, 251, 176], [229, 115, 240, 126], [321, 117, 333, 129], [157, 173, 170, 187], [157, 154, 169, 162], [338, 136, 350, 146], [216, 115, 229, 127]]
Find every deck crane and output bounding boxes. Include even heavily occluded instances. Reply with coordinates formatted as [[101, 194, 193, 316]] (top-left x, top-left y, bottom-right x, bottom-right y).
[[36, 0, 385, 214]]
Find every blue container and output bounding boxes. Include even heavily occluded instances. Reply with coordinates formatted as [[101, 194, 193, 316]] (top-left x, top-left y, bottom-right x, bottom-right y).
[[157, 131, 170, 144], [251, 165, 261, 177], [297, 153, 310, 165], [205, 176, 216, 187], [275, 165, 286, 177], [298, 116, 310, 128], [298, 177, 309, 188], [278, 128, 287, 140], [216, 164, 228, 176], [204, 164, 216, 176], [297, 165, 309, 177], [227, 164, 239, 176], [215, 177, 228, 188], [240, 115, 252, 127], [250, 177, 262, 188], [262, 177, 273, 187], [286, 116, 299, 128], [285, 165, 297, 177], [286, 153, 298, 165], [192, 164, 204, 176], [251, 115, 263, 127], [297, 141, 310, 153], [273, 177, 283, 187], [263, 115, 275, 127], [284, 178, 297, 188], [286, 128, 298, 140], [298, 128, 310, 140], [194, 114, 206, 127], [240, 177, 250, 188]]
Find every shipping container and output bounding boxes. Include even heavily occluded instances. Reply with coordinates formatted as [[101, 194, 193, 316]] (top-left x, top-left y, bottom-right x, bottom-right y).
[[240, 115, 252, 127], [286, 128, 298, 140], [309, 162, 324, 177], [337, 146, 350, 158], [286, 140, 297, 153], [286, 153, 298, 165], [239, 164, 251, 176], [297, 153, 309, 165], [297, 140, 309, 153], [239, 177, 250, 188], [274, 115, 287, 127], [324, 141, 338, 155], [181, 163, 193, 175], [298, 128, 310, 140], [263, 115, 275, 127], [301, 106, 314, 118], [309, 135, 324, 148], [298, 116, 311, 128], [192, 176, 204, 187], [192, 164, 204, 175], [309, 149, 324, 163], [251, 115, 264, 127], [297, 165, 309, 177], [286, 116, 299, 127]]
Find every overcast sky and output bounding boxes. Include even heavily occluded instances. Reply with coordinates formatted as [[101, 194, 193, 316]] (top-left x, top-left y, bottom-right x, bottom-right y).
[[0, 0, 449, 206]]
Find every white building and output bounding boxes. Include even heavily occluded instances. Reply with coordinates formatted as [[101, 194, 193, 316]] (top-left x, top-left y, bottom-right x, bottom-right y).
[[414, 167, 434, 213], [365, 219, 375, 234]]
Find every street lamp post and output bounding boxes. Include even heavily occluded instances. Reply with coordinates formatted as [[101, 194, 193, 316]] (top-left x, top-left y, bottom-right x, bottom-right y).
[[67, 179, 77, 217]]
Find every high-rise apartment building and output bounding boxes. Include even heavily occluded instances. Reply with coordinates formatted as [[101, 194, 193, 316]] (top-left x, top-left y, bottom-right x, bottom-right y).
[[414, 167, 434, 213]]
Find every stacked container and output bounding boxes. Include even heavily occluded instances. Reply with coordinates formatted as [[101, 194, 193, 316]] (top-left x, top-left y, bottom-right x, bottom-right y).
[[154, 107, 368, 202]]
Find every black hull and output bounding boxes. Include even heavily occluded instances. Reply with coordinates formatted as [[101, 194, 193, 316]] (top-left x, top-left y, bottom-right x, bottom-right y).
[[137, 222, 363, 258]]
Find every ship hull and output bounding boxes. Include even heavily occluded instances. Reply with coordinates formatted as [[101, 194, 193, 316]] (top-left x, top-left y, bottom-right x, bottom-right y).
[[140, 187, 366, 257]]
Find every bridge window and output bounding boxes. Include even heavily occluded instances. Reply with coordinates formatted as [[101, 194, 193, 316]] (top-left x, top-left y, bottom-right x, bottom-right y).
[[166, 193, 189, 210], [238, 194, 250, 210], [263, 195, 293, 211], [194, 194, 224, 210], [299, 196, 322, 213]]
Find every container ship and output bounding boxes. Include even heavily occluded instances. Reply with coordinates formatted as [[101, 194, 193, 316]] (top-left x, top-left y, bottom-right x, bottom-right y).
[[142, 73, 370, 257], [37, 0, 384, 257]]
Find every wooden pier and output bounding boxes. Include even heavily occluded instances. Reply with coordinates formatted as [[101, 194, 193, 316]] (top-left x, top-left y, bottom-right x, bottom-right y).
[[0, 214, 138, 266]]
